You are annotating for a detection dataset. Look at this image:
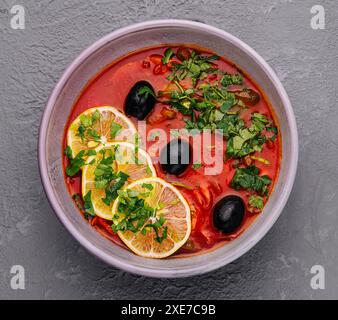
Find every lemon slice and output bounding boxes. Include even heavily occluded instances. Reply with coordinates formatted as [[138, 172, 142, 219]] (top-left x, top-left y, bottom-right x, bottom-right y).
[[82, 142, 156, 220], [67, 106, 137, 157], [112, 177, 191, 258]]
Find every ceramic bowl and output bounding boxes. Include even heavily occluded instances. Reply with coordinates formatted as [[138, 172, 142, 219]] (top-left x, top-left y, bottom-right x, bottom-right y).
[[38, 20, 298, 278]]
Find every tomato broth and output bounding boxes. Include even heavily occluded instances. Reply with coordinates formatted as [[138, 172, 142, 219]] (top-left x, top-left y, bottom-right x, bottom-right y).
[[63, 45, 281, 257]]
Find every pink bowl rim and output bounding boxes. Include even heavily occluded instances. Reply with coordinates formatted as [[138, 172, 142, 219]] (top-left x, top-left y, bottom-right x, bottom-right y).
[[38, 19, 298, 278]]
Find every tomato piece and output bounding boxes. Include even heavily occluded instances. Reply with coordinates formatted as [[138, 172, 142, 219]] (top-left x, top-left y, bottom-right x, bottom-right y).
[[208, 73, 218, 81], [66, 177, 75, 184], [147, 106, 177, 124], [160, 107, 176, 119], [149, 54, 163, 65], [97, 218, 115, 235], [147, 112, 166, 125]]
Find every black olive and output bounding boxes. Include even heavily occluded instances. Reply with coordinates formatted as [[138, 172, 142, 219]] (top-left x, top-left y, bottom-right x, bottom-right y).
[[124, 81, 156, 120], [160, 138, 191, 176], [213, 195, 245, 234]]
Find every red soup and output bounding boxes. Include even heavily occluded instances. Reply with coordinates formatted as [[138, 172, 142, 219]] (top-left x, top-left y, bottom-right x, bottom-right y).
[[63, 45, 281, 258]]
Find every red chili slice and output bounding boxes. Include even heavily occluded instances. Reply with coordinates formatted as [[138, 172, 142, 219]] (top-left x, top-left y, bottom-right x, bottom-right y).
[[160, 64, 168, 74], [153, 64, 162, 75]]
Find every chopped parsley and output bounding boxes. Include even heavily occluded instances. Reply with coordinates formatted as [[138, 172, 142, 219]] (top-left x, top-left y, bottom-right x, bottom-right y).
[[93, 149, 129, 206], [185, 109, 269, 159], [92, 109, 100, 122], [138, 86, 156, 99], [221, 73, 243, 87], [110, 122, 122, 139], [87, 128, 100, 141], [145, 165, 152, 175], [112, 189, 167, 243], [162, 48, 174, 65], [144, 216, 168, 243], [168, 50, 219, 86], [192, 163, 202, 170], [65, 148, 96, 177], [163, 81, 238, 119], [141, 183, 154, 191], [64, 146, 73, 159], [77, 110, 101, 141], [248, 195, 264, 210], [230, 165, 271, 195], [224, 113, 272, 158], [83, 190, 95, 218], [86, 149, 97, 156]]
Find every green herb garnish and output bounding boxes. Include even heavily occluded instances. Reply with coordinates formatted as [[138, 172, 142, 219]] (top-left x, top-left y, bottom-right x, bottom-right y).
[[138, 86, 156, 99], [221, 73, 243, 87], [224, 112, 272, 158], [76, 110, 101, 141], [112, 190, 167, 243], [192, 163, 202, 170], [168, 50, 219, 86], [144, 216, 168, 243], [248, 195, 264, 210], [112, 189, 168, 243], [145, 165, 152, 175], [92, 149, 129, 206], [141, 183, 154, 191], [110, 122, 122, 139], [83, 190, 95, 218], [87, 128, 100, 142], [65, 149, 96, 177], [230, 165, 271, 195], [162, 48, 174, 65], [64, 146, 73, 159]]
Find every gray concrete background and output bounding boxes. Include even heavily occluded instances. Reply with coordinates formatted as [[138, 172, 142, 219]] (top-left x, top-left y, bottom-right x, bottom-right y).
[[0, 0, 337, 299]]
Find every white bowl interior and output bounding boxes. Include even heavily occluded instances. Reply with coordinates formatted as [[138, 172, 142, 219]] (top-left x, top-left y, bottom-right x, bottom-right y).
[[41, 21, 297, 277]]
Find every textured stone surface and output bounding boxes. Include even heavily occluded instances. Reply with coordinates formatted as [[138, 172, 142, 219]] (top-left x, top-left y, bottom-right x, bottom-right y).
[[0, 0, 337, 299]]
